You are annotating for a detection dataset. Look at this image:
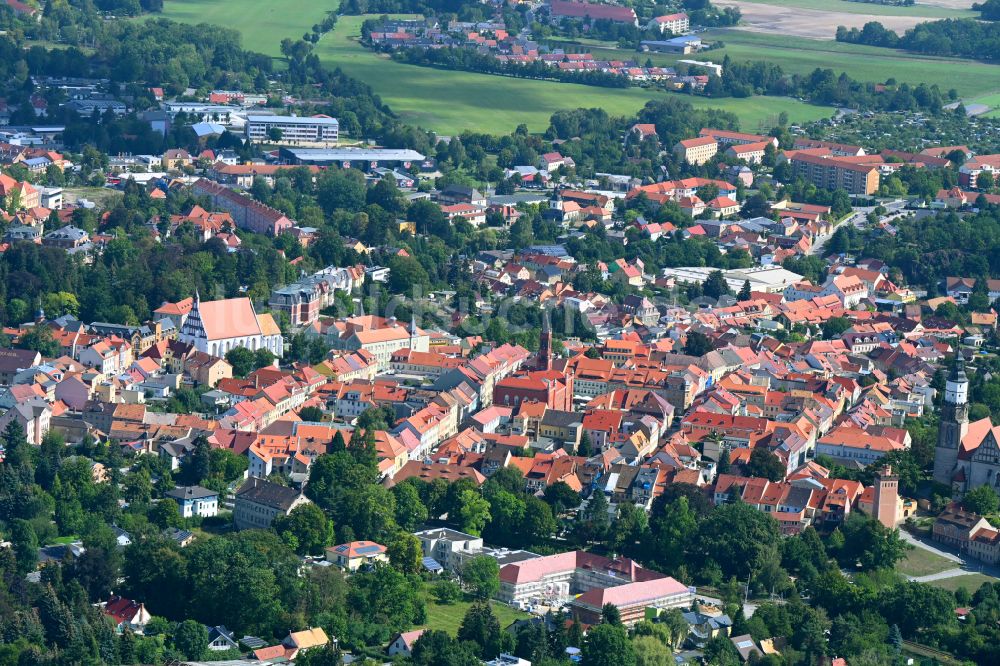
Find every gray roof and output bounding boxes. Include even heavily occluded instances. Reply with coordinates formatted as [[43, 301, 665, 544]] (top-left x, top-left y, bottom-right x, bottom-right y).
[[540, 409, 582, 428], [246, 114, 339, 126], [235, 477, 304, 510], [44, 225, 88, 241], [283, 147, 425, 163], [165, 485, 218, 501]]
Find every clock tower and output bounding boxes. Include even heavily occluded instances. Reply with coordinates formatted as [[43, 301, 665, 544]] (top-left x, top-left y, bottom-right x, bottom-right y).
[[934, 353, 969, 486]]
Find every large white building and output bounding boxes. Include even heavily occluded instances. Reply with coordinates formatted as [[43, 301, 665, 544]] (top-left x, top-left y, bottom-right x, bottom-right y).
[[178, 293, 283, 358], [246, 115, 339, 144]]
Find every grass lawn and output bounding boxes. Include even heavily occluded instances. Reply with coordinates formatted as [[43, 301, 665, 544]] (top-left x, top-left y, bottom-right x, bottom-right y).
[[159, 0, 333, 57], [726, 0, 976, 18], [897, 548, 955, 577], [63, 187, 123, 210], [419, 594, 530, 636], [928, 573, 1000, 593], [314, 14, 834, 135], [49, 535, 80, 545]]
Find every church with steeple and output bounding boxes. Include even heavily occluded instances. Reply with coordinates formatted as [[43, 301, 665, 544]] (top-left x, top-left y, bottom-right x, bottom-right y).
[[176, 291, 283, 359], [934, 353, 1000, 494]]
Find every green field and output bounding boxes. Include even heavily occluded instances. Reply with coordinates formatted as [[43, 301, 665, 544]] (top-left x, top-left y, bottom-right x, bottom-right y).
[[897, 548, 956, 577], [157, 0, 997, 134], [418, 592, 530, 635], [314, 14, 834, 134], [159, 0, 334, 57], [928, 573, 999, 593], [547, 30, 1000, 101], [686, 31, 1000, 99], [969, 93, 1000, 118], [731, 0, 976, 18]]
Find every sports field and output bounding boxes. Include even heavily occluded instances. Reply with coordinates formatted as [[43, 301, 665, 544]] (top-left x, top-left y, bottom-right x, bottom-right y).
[[313, 14, 834, 134], [158, 0, 334, 57]]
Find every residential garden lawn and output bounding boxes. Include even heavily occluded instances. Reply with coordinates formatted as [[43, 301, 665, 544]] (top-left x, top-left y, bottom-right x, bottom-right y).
[[314, 14, 834, 135], [418, 589, 530, 636], [49, 535, 80, 545], [928, 573, 1000, 593], [63, 187, 123, 209], [725, 0, 976, 18], [897, 547, 955, 577], [158, 0, 333, 57]]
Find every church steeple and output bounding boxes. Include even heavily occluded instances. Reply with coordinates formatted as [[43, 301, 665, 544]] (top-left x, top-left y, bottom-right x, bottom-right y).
[[934, 352, 970, 486], [538, 308, 552, 371]]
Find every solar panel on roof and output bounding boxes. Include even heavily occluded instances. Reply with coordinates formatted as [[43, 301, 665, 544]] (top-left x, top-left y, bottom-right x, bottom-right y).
[[356, 545, 383, 555], [422, 557, 443, 571]]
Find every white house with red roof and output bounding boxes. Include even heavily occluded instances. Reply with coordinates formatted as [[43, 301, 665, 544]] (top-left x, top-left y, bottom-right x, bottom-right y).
[[388, 630, 425, 657], [648, 12, 689, 34], [101, 595, 152, 634]]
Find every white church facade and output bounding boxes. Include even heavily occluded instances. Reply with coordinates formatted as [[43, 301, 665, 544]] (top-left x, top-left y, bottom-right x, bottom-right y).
[[177, 293, 283, 358]]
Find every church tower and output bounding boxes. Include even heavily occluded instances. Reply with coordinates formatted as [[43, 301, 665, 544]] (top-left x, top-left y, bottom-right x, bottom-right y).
[[873, 465, 899, 529], [934, 353, 969, 486], [538, 308, 553, 371]]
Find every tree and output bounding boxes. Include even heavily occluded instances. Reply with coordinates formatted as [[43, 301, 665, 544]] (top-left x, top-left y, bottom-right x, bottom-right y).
[[632, 635, 671, 666], [182, 435, 212, 485], [602, 603, 622, 626], [745, 448, 786, 482], [17, 325, 60, 357], [969, 277, 992, 311], [963, 485, 999, 515], [462, 555, 500, 600], [38, 584, 75, 648], [272, 503, 333, 555], [458, 601, 504, 659], [684, 331, 714, 356], [822, 316, 851, 340], [648, 495, 698, 573], [741, 193, 770, 218], [576, 490, 611, 545], [694, 501, 781, 581], [544, 481, 582, 514], [456, 489, 491, 536], [737, 280, 752, 302], [173, 620, 208, 660], [10, 518, 38, 574], [150, 498, 182, 529], [295, 644, 344, 666], [411, 630, 481, 666], [225, 347, 255, 377], [392, 481, 429, 531], [298, 406, 324, 422], [387, 532, 423, 574], [703, 270, 731, 300], [703, 635, 741, 666], [432, 579, 463, 604], [838, 514, 907, 570], [582, 623, 636, 666]]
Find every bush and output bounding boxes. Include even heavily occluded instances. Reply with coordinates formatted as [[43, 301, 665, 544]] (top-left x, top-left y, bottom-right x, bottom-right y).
[[432, 579, 463, 605]]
